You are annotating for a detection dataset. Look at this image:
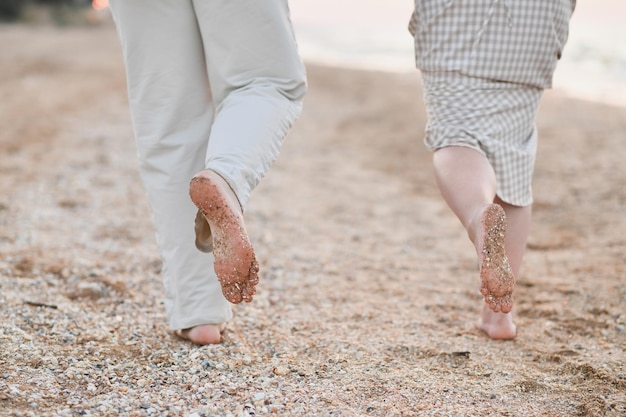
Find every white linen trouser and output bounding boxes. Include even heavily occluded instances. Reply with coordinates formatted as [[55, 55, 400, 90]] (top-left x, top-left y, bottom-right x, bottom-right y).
[[108, 0, 306, 330]]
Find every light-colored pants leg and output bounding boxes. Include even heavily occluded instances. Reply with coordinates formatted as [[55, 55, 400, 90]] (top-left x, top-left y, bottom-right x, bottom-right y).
[[193, 0, 307, 208], [108, 0, 306, 330]]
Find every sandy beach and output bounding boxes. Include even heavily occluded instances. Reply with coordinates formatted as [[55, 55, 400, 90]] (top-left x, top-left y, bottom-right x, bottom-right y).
[[0, 22, 625, 417]]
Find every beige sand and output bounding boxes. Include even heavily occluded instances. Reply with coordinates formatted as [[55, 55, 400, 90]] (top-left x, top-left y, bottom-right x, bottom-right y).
[[0, 23, 624, 416]]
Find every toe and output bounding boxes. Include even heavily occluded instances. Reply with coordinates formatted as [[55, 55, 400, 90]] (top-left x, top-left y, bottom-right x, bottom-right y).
[[499, 295, 513, 314], [223, 284, 243, 304], [241, 283, 256, 302]]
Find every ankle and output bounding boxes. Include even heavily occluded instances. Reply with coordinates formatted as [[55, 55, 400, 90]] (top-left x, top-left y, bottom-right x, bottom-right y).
[[466, 204, 493, 250]]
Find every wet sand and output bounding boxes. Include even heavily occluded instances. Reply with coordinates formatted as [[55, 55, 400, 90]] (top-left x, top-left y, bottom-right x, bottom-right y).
[[0, 23, 625, 416]]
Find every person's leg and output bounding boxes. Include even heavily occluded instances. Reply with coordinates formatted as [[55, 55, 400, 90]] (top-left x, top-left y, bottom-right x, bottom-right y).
[[194, 0, 306, 203], [189, 0, 307, 303], [108, 0, 231, 344], [432, 146, 517, 339], [493, 198, 531, 282], [433, 146, 496, 234]]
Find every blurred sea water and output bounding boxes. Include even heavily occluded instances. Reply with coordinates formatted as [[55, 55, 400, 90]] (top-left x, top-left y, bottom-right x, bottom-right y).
[[289, 0, 626, 108]]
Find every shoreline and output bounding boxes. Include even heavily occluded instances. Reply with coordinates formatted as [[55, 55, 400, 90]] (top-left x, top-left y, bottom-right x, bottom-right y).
[[301, 58, 626, 111], [289, 0, 626, 109]]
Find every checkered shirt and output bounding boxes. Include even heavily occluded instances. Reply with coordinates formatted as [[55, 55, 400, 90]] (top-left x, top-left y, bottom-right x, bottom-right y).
[[409, 0, 575, 88], [409, 0, 575, 206]]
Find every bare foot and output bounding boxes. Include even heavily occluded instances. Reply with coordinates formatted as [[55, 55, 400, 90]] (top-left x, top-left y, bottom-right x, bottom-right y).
[[476, 304, 517, 340], [189, 170, 259, 304], [175, 323, 226, 345], [475, 204, 515, 313]]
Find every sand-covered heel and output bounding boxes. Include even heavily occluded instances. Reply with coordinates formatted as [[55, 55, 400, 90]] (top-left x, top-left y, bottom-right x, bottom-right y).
[[189, 173, 259, 304]]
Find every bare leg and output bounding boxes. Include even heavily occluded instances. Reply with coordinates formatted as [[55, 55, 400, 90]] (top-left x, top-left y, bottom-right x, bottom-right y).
[[432, 146, 517, 339], [189, 170, 259, 304], [433, 147, 496, 232], [175, 323, 226, 345]]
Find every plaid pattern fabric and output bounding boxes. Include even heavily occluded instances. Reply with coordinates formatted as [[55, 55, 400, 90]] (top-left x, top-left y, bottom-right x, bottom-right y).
[[409, 0, 575, 88], [421, 72, 542, 206], [409, 0, 575, 206]]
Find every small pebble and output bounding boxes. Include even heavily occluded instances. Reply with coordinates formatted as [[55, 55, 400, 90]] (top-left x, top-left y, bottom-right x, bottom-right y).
[[272, 366, 289, 376]]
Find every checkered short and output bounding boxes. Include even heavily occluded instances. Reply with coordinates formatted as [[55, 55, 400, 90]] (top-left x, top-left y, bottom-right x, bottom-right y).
[[409, 0, 575, 206]]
